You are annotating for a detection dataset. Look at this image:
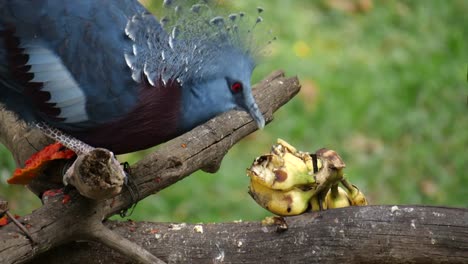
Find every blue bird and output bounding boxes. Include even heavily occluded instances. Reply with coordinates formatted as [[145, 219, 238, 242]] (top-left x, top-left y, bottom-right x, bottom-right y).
[[0, 0, 266, 155]]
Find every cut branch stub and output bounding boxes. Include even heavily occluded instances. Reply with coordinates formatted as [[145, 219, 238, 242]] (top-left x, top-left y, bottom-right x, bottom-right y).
[[64, 148, 125, 200]]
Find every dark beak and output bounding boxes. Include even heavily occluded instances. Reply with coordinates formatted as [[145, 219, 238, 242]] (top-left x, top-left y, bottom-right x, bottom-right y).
[[244, 92, 265, 129]]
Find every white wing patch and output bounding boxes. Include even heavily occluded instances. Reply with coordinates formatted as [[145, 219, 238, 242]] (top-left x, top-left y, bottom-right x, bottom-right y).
[[21, 42, 89, 123], [29, 62, 64, 73]]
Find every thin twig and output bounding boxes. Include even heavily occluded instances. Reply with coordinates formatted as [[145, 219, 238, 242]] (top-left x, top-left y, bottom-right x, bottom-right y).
[[85, 223, 166, 264], [5, 211, 35, 244]]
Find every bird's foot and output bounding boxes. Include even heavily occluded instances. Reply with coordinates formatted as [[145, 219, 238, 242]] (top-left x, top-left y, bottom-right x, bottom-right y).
[[36, 122, 94, 155], [119, 162, 140, 218]]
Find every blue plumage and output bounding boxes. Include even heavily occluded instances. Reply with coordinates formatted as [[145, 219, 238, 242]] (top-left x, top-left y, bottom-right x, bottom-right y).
[[0, 0, 266, 154]]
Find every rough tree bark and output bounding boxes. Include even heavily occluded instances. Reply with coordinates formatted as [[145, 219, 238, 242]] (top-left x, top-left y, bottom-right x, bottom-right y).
[[0, 71, 467, 263], [32, 205, 468, 264]]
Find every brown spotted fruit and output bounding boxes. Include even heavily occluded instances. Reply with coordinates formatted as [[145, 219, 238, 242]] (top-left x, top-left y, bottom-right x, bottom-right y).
[[341, 178, 368, 206], [309, 194, 327, 211], [248, 179, 315, 216], [247, 139, 319, 191], [247, 139, 319, 215], [325, 184, 351, 209], [247, 139, 369, 216]]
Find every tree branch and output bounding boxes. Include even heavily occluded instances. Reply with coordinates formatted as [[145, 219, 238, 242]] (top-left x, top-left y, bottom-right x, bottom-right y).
[[0, 70, 301, 263], [0, 110, 52, 166], [30, 206, 468, 264], [83, 222, 165, 264]]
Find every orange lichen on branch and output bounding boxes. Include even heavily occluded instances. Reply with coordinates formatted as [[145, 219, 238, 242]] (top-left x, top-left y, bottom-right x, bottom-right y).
[[7, 143, 76, 185], [0, 214, 19, 227], [62, 194, 71, 204], [0, 215, 8, 226]]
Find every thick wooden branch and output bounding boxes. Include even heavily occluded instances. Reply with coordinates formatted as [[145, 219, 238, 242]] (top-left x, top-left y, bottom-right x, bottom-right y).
[[64, 148, 126, 200], [0, 70, 301, 263], [0, 110, 52, 166], [30, 206, 468, 264]]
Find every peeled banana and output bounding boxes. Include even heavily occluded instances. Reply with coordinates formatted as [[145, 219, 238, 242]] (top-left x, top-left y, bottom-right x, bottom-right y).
[[247, 139, 369, 216], [325, 185, 351, 209], [248, 179, 314, 216]]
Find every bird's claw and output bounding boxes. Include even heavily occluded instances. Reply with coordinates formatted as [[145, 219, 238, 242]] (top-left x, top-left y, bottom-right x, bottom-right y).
[[119, 162, 140, 218]]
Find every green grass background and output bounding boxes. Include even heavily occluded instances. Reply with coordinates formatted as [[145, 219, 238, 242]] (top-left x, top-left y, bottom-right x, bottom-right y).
[[1, 0, 467, 223]]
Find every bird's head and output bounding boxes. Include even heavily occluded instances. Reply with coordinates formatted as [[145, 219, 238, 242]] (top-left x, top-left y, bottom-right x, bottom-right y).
[[179, 48, 264, 131], [125, 1, 273, 132]]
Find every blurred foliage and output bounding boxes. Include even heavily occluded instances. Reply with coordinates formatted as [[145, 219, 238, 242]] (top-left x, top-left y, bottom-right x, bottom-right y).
[[0, 0, 467, 222]]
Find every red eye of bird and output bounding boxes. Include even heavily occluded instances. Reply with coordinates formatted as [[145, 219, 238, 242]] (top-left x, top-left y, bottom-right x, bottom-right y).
[[231, 82, 243, 93]]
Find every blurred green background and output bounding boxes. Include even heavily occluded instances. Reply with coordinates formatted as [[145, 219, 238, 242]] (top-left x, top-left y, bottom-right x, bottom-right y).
[[1, 0, 467, 223]]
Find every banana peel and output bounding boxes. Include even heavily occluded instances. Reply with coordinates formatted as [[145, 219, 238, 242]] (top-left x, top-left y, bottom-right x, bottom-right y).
[[325, 185, 351, 209], [309, 195, 327, 211], [247, 139, 319, 191], [247, 139, 368, 216], [341, 178, 368, 206], [249, 179, 314, 216]]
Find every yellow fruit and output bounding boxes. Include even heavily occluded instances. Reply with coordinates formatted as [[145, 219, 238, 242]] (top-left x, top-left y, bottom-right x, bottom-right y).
[[247, 139, 367, 215], [248, 180, 314, 216], [325, 185, 351, 209], [247, 154, 316, 191], [276, 138, 297, 153], [309, 195, 327, 211], [349, 189, 368, 206], [341, 178, 368, 206]]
